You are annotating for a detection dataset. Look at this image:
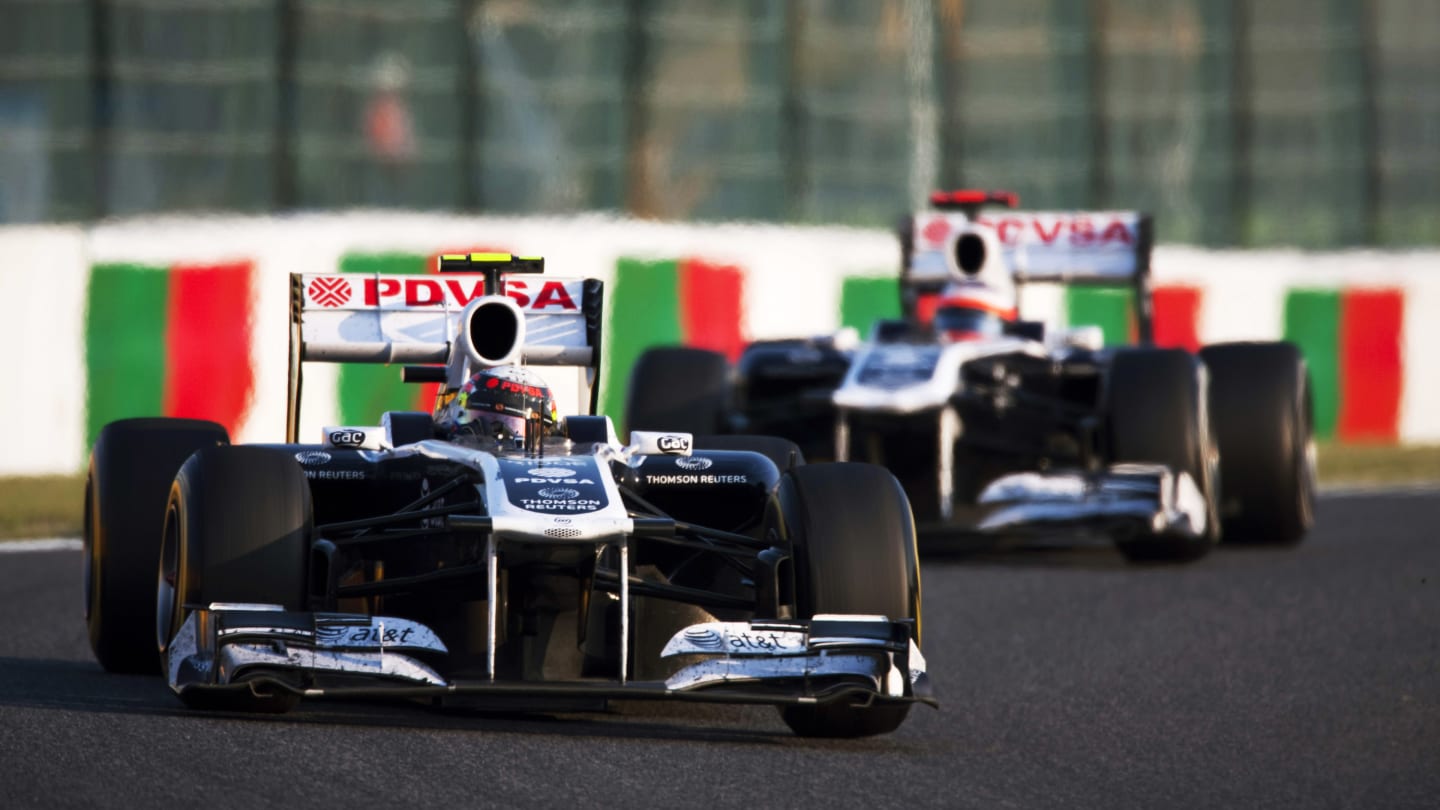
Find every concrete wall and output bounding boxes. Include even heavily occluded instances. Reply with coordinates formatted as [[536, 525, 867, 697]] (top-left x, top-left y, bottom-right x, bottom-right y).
[[0, 214, 1433, 475]]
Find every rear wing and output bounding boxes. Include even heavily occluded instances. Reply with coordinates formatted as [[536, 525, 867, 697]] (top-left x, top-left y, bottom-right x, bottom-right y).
[[286, 254, 604, 442], [901, 200, 1156, 343]]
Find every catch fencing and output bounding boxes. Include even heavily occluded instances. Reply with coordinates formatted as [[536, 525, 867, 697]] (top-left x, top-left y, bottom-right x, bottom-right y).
[[2, 0, 1436, 247]]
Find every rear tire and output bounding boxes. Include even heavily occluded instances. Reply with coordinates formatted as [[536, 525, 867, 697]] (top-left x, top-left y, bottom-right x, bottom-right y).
[[158, 446, 312, 712], [1105, 349, 1217, 563], [1201, 342, 1315, 545], [776, 463, 920, 738], [624, 347, 731, 437], [85, 418, 229, 674]]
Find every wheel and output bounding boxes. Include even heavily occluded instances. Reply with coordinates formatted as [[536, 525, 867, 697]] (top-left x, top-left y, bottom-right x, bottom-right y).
[[158, 446, 312, 712], [624, 347, 731, 437], [85, 418, 229, 674], [774, 463, 921, 737], [693, 434, 805, 472], [1200, 342, 1315, 545], [1105, 349, 1217, 562]]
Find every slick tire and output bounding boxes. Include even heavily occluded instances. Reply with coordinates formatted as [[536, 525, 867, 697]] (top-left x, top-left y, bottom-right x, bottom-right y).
[[776, 463, 921, 738], [624, 347, 731, 437], [85, 418, 229, 674], [1200, 342, 1315, 545], [158, 446, 312, 712], [1105, 349, 1217, 563], [694, 434, 805, 472]]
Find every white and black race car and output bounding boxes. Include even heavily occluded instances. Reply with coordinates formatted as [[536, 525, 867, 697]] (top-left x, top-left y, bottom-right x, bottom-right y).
[[83, 254, 931, 737], [627, 192, 1315, 562]]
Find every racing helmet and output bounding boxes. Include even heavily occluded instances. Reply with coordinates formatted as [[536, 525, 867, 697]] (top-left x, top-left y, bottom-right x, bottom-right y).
[[933, 281, 1016, 342], [436, 366, 560, 450]]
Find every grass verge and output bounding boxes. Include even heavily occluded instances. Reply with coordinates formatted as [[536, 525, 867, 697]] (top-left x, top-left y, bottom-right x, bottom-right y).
[[1312, 443, 1440, 485], [1, 443, 1435, 541], [0, 474, 85, 541]]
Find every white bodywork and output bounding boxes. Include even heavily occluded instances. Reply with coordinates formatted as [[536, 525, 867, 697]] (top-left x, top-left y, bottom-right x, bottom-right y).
[[833, 336, 1044, 415]]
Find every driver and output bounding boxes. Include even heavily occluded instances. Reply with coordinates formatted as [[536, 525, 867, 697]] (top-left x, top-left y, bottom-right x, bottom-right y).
[[436, 365, 560, 450], [931, 280, 1016, 342]]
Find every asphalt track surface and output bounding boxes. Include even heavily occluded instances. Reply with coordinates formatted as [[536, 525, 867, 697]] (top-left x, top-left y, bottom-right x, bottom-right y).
[[3, 489, 1437, 809]]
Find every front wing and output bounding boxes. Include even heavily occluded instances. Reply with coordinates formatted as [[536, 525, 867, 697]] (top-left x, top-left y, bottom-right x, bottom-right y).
[[167, 605, 935, 710], [975, 463, 1208, 540]]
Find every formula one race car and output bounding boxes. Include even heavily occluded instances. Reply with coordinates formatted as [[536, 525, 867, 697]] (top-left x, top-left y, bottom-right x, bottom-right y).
[[83, 254, 931, 737], [627, 193, 1315, 562]]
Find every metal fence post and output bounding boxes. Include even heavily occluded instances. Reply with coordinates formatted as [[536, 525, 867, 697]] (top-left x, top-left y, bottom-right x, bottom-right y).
[[905, 0, 938, 208], [622, 0, 652, 217], [274, 0, 297, 211], [1356, 0, 1379, 245], [935, 1, 962, 190], [87, 0, 111, 220], [458, 0, 480, 212], [780, 1, 805, 222], [1085, 0, 1110, 209], [1229, 0, 1252, 247]]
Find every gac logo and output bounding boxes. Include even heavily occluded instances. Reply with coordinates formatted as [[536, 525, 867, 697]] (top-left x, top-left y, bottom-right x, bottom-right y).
[[329, 430, 365, 447]]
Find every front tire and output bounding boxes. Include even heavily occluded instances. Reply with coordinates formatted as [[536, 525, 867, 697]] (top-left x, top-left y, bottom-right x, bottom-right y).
[[776, 463, 921, 737], [158, 446, 312, 712], [1105, 349, 1217, 563], [85, 418, 229, 674], [1201, 342, 1315, 545]]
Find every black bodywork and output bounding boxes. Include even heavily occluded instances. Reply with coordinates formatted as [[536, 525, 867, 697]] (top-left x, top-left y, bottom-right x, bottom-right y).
[[732, 339, 852, 463], [726, 324, 1111, 525]]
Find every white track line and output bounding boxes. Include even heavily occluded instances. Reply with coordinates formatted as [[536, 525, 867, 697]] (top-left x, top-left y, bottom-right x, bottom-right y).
[[1319, 481, 1440, 499], [0, 538, 82, 553]]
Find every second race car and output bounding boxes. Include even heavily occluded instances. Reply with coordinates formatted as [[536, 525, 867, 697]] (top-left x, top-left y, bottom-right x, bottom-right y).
[[626, 192, 1315, 562]]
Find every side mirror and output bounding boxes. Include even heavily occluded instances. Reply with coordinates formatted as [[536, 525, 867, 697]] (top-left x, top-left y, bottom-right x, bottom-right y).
[[1003, 320, 1046, 342], [1060, 325, 1104, 352]]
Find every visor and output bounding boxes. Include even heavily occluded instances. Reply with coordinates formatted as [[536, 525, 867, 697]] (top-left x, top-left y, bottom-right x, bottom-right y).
[[450, 411, 529, 448], [934, 306, 1004, 341]]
